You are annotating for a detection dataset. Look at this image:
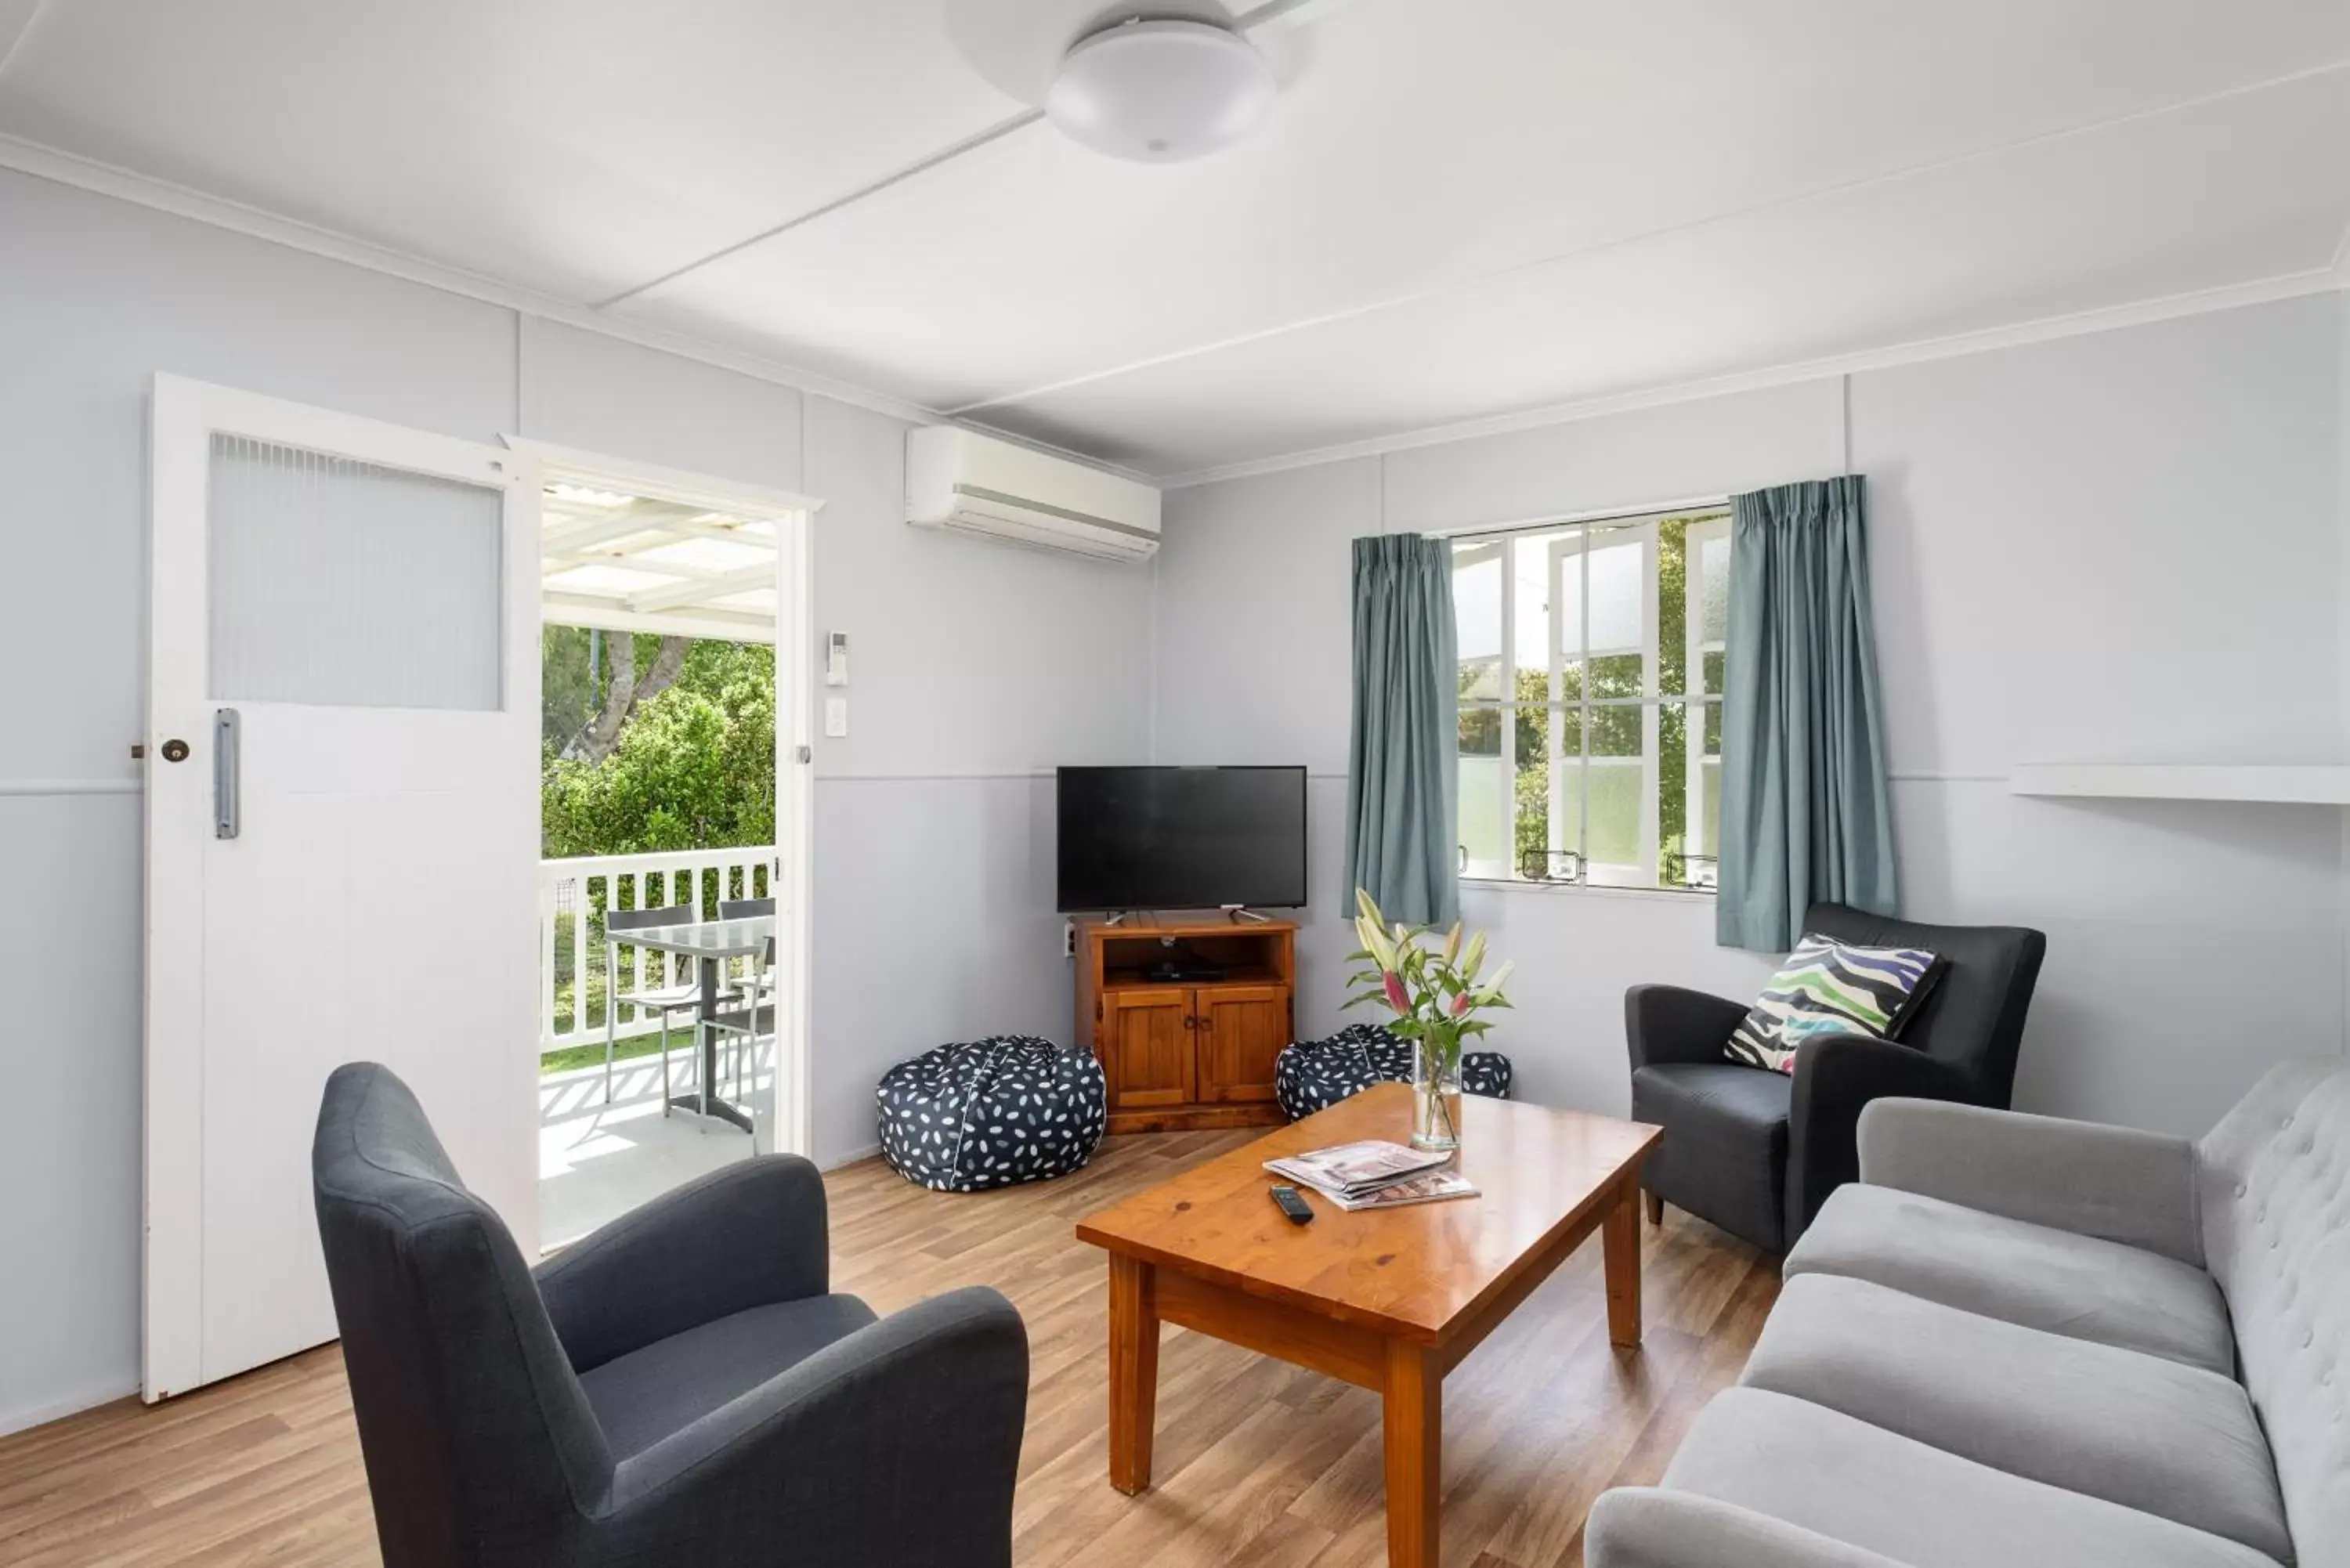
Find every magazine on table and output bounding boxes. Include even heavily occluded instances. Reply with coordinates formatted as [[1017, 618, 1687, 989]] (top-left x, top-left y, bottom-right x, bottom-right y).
[[1324, 1168, 1480, 1211], [1264, 1138, 1456, 1199]]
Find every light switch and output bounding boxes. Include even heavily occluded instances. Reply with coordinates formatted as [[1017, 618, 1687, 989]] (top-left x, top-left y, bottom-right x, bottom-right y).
[[824, 696, 849, 738], [825, 631, 849, 687]]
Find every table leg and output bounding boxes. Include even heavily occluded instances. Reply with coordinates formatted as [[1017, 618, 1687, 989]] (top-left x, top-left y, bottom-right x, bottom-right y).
[[1604, 1175, 1643, 1349], [697, 954, 718, 1122], [1382, 1339, 1441, 1568], [1108, 1254, 1159, 1495]]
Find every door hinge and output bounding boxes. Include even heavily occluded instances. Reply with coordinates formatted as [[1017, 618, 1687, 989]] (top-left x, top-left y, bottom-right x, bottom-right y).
[[794, 744, 813, 764]]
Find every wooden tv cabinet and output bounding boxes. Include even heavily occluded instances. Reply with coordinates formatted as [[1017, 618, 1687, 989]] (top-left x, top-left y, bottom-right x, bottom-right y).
[[1075, 913, 1298, 1133]]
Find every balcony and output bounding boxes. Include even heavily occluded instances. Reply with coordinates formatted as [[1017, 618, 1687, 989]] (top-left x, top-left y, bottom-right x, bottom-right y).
[[538, 844, 776, 1245]]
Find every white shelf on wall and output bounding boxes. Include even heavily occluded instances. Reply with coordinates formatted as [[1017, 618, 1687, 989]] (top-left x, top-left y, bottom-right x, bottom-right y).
[[2008, 765, 2350, 805]]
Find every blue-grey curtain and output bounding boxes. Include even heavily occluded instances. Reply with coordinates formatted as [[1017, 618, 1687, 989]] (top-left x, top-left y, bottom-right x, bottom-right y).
[[1716, 475, 1897, 952], [1344, 534, 1459, 927]]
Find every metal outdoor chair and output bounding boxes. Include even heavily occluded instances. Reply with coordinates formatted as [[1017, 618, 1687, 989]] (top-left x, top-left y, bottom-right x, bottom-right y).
[[707, 934, 776, 1112], [604, 902, 699, 1110]]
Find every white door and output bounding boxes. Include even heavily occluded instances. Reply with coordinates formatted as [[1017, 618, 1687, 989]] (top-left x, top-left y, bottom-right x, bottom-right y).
[[143, 375, 540, 1402]]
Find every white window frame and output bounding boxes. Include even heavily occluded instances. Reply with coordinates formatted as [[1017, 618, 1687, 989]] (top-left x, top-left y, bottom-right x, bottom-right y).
[[1448, 500, 1730, 895]]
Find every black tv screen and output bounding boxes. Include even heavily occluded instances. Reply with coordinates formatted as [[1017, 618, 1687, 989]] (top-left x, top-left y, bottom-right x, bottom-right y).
[[1057, 766, 1307, 912]]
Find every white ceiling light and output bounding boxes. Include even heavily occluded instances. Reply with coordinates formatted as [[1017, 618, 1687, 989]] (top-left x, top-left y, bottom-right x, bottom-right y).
[[1046, 18, 1277, 163]]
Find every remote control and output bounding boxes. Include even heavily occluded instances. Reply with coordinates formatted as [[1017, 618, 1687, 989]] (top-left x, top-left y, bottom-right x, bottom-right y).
[[1269, 1183, 1314, 1224]]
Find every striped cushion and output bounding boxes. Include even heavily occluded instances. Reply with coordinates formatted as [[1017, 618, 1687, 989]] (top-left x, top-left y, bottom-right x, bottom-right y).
[[1726, 934, 1943, 1074]]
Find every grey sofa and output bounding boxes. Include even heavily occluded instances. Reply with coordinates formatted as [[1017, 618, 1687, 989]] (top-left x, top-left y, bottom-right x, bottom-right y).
[[313, 1062, 1030, 1568], [1589, 1058, 2348, 1568]]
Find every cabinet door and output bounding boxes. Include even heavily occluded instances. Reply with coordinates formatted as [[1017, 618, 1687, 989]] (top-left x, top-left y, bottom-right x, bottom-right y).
[[1195, 985, 1289, 1104], [1104, 988, 1195, 1109]]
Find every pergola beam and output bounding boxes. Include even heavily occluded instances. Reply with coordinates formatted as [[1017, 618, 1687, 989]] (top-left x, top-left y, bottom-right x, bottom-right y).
[[624, 562, 776, 614], [541, 593, 777, 645]]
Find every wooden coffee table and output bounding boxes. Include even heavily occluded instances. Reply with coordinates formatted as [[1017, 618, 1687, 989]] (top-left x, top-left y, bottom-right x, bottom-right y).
[[1074, 1083, 1661, 1568]]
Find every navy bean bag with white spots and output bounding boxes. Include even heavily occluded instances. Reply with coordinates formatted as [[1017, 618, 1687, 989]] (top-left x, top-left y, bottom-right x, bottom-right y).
[[877, 1035, 1108, 1192], [1274, 1023, 1513, 1122]]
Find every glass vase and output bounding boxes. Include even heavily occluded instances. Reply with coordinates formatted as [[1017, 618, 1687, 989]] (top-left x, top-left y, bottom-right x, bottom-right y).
[[1411, 1039, 1464, 1152]]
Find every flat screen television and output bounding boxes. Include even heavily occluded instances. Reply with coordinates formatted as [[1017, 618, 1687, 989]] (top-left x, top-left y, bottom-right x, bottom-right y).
[[1056, 765, 1307, 912]]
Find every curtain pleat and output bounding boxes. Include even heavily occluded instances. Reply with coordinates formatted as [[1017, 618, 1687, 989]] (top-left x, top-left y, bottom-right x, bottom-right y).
[[1716, 476, 1897, 951], [1343, 533, 1460, 927]]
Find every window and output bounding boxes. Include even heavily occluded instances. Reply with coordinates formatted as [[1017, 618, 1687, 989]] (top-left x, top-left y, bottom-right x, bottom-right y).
[[1452, 505, 1730, 892]]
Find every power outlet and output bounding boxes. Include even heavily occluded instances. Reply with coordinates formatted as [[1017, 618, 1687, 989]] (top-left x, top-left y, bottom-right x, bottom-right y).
[[1062, 918, 1076, 959]]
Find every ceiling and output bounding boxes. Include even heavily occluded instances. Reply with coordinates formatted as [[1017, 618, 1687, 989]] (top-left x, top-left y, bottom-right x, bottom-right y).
[[2, 0, 2345, 482]]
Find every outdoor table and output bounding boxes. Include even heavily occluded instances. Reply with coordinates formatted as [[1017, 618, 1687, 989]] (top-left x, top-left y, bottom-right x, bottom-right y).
[[618, 914, 772, 1135]]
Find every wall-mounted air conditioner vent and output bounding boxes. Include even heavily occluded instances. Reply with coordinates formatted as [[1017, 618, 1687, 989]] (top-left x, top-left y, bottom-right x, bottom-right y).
[[906, 427, 1160, 563]]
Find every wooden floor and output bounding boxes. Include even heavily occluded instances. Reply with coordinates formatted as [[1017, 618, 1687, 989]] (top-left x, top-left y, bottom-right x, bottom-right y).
[[0, 1131, 1776, 1568]]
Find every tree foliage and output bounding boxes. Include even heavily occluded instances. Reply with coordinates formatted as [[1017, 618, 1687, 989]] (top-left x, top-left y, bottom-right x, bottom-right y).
[[540, 627, 776, 858]]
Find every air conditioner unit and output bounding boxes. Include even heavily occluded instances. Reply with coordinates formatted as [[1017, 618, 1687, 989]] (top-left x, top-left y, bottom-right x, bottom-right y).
[[906, 427, 1161, 563]]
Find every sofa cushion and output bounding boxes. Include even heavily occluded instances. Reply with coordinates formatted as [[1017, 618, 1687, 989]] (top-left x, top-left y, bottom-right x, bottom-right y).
[[1629, 1062, 1789, 1252], [1742, 1273, 2290, 1561], [1664, 1388, 2282, 1568], [1726, 934, 1943, 1073], [1785, 1182, 2235, 1375], [2197, 1058, 2350, 1568], [577, 1293, 878, 1459]]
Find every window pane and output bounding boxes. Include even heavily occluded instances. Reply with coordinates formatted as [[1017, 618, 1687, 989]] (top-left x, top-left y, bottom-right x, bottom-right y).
[[1699, 529, 1731, 643], [1589, 653, 1643, 699], [1658, 701, 1719, 891], [1692, 515, 1731, 696], [1585, 698, 1653, 887], [1453, 545, 1502, 699], [1538, 755, 1582, 883], [1589, 700, 1642, 757], [1585, 523, 1646, 654], [1584, 759, 1644, 877], [1458, 704, 1508, 875], [1658, 517, 1689, 699], [209, 435, 504, 709], [1513, 703, 1565, 880]]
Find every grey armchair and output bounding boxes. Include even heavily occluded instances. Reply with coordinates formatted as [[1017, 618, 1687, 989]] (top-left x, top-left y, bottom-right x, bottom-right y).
[[1626, 902, 2046, 1253], [312, 1062, 1029, 1568]]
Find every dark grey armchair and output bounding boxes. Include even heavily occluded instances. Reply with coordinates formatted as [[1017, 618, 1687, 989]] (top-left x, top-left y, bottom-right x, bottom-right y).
[[312, 1062, 1029, 1568], [1625, 902, 2046, 1254]]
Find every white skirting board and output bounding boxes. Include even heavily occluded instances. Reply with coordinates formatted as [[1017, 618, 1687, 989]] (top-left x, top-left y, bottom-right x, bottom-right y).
[[2008, 765, 2350, 805]]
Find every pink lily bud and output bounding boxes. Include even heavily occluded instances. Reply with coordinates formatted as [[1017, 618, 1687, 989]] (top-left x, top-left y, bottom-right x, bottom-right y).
[[1452, 991, 1473, 1017], [1382, 971, 1408, 1013]]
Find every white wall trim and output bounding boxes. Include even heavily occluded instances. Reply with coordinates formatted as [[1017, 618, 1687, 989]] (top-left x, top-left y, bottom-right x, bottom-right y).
[[815, 769, 1055, 783], [0, 132, 1162, 484], [819, 1141, 884, 1172], [2332, 214, 2350, 284], [1156, 267, 2348, 488], [0, 776, 140, 796]]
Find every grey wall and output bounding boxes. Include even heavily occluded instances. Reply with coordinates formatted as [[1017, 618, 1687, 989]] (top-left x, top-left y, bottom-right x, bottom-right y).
[[3, 154, 2343, 1440], [801, 392, 1152, 1158], [1155, 296, 2349, 1137], [0, 168, 1152, 1433]]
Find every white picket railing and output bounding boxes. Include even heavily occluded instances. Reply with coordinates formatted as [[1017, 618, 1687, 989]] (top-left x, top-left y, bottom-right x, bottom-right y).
[[539, 845, 776, 1056]]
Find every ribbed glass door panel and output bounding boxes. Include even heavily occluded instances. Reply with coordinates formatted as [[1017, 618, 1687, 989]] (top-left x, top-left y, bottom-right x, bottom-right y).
[[207, 434, 504, 710]]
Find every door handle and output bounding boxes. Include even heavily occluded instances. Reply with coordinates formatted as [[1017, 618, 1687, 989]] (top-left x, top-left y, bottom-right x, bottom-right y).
[[213, 709, 240, 840]]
